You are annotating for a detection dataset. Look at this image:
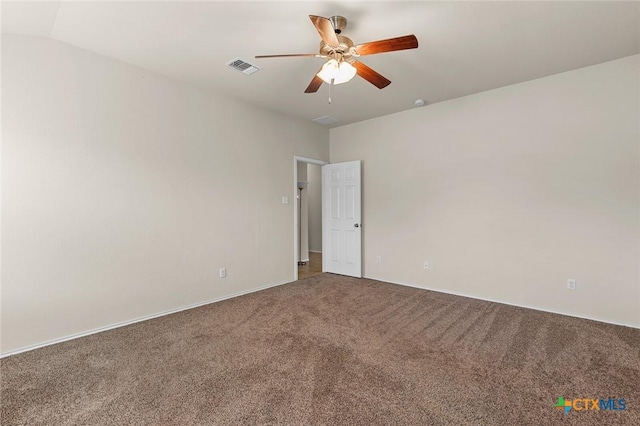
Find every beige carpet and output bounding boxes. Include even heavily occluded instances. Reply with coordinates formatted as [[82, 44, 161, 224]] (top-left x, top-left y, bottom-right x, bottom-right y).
[[2, 274, 639, 425]]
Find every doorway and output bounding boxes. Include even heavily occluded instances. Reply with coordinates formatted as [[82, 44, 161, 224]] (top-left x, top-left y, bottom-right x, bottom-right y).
[[294, 156, 327, 280]]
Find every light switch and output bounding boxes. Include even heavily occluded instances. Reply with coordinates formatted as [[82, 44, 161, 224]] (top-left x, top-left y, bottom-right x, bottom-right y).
[[282, 196, 289, 204]]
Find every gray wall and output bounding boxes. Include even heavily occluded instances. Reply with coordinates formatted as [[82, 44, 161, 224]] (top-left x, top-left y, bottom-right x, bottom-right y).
[[307, 164, 322, 253], [1, 36, 329, 354], [331, 55, 640, 327], [297, 161, 309, 261]]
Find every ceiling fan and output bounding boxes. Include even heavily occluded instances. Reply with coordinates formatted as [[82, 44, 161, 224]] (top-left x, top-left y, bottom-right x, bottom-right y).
[[255, 15, 418, 93]]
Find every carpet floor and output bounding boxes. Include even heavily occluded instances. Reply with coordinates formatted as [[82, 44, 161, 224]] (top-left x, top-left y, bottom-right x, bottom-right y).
[[2, 274, 639, 425]]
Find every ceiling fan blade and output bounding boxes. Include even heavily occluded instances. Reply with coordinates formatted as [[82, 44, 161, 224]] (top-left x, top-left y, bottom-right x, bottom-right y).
[[352, 61, 391, 89], [305, 67, 325, 93], [255, 54, 324, 59], [354, 35, 418, 56], [309, 15, 339, 47]]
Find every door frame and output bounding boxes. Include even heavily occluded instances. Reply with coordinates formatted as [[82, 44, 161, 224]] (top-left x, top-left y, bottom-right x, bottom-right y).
[[293, 156, 328, 281]]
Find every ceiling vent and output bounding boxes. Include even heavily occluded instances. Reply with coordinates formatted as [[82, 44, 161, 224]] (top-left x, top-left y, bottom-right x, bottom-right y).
[[312, 116, 339, 126], [226, 58, 260, 75]]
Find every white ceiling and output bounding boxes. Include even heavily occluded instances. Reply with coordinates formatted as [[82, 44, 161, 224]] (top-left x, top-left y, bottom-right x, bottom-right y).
[[2, 1, 639, 128]]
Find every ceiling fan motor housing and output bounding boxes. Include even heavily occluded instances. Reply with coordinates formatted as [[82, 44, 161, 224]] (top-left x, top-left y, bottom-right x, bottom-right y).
[[319, 34, 356, 59]]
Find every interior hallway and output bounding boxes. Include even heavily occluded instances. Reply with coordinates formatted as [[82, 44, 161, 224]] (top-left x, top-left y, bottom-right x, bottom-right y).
[[298, 252, 322, 279]]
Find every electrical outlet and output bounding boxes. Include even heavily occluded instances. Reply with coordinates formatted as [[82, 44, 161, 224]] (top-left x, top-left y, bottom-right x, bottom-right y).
[[376, 256, 382, 263], [220, 267, 226, 278], [424, 261, 429, 270], [567, 279, 576, 290]]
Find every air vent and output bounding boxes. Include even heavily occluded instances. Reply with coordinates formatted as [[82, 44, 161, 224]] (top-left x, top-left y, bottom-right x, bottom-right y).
[[226, 58, 260, 75], [312, 116, 339, 126]]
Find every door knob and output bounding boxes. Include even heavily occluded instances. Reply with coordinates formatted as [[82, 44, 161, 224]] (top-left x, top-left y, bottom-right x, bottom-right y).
[[354, 224, 360, 228]]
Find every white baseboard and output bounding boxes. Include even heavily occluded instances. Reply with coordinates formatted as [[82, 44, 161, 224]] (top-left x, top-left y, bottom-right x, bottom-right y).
[[364, 275, 640, 330], [0, 279, 293, 358], [5, 275, 635, 358], [309, 250, 322, 254]]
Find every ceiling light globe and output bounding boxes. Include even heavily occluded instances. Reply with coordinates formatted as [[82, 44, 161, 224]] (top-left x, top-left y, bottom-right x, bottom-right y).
[[333, 61, 357, 85], [317, 59, 340, 83]]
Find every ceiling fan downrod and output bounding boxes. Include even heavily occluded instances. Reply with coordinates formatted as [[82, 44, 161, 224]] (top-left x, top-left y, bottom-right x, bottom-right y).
[[328, 16, 347, 34]]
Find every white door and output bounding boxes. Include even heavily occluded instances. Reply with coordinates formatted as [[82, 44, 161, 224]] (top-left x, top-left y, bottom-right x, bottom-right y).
[[322, 161, 362, 277]]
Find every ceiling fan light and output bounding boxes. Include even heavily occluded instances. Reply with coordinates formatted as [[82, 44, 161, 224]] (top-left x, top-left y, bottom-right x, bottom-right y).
[[317, 60, 357, 85], [317, 59, 340, 84], [333, 61, 357, 84]]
